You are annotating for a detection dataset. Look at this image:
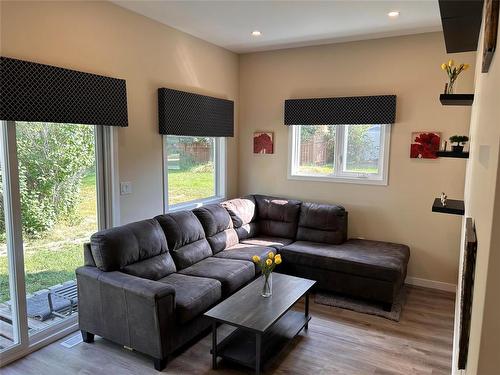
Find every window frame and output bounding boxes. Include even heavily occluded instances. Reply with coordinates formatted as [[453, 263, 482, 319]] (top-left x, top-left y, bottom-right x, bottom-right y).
[[288, 124, 391, 186], [0, 121, 117, 365], [162, 135, 226, 213]]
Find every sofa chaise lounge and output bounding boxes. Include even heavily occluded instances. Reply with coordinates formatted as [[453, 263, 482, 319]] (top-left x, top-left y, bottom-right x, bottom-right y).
[[77, 194, 409, 370]]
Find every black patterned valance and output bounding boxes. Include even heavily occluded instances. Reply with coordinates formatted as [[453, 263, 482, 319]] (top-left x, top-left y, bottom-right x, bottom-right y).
[[284, 95, 396, 125], [0, 56, 128, 127], [158, 88, 234, 137]]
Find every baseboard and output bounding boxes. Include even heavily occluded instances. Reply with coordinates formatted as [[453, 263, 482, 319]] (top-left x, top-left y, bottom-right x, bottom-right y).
[[405, 276, 457, 292]]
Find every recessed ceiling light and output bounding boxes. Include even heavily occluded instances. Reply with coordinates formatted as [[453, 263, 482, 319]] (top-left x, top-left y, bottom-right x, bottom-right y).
[[251, 30, 262, 36], [388, 11, 400, 18]]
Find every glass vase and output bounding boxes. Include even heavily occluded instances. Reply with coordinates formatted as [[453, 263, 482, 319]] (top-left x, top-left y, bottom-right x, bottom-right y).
[[446, 79, 455, 94], [261, 272, 272, 297]]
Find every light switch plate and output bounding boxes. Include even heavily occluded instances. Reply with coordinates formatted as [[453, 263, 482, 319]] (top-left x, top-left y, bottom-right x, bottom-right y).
[[120, 181, 132, 195]]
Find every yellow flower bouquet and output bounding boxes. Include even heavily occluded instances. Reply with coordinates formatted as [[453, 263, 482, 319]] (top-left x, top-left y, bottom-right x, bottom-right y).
[[252, 252, 282, 297], [441, 59, 469, 94]]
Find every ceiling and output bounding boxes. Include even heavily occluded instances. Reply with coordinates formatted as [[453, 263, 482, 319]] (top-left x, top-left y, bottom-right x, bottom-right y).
[[112, 1, 442, 53]]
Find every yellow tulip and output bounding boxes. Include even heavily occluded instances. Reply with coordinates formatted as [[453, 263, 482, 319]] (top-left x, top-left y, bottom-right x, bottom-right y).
[[275, 257, 282, 265], [448, 59, 454, 67], [252, 255, 260, 263], [440, 63, 447, 70], [463, 64, 470, 70], [268, 251, 275, 259], [266, 259, 272, 266]]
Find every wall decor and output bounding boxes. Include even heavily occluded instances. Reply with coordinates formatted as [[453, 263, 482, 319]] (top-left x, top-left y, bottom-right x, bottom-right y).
[[253, 132, 274, 154], [440, 60, 470, 94], [410, 132, 441, 159], [458, 218, 478, 369], [482, 0, 499, 73]]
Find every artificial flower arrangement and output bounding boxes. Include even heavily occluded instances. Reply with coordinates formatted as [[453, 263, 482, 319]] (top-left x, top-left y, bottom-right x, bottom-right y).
[[441, 60, 470, 94], [252, 252, 282, 297]]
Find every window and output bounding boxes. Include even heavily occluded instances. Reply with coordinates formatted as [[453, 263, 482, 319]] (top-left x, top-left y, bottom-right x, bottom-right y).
[[289, 124, 390, 185], [0, 120, 113, 359], [163, 136, 225, 210]]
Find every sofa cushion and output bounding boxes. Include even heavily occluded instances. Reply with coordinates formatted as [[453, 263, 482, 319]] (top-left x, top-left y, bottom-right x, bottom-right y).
[[122, 253, 177, 281], [254, 195, 302, 239], [280, 239, 410, 282], [213, 243, 273, 263], [179, 257, 255, 296], [221, 196, 258, 240], [235, 223, 259, 241], [155, 211, 213, 270], [296, 202, 347, 245], [240, 236, 294, 250], [90, 219, 176, 279], [157, 273, 221, 324], [193, 204, 239, 253], [221, 195, 257, 228]]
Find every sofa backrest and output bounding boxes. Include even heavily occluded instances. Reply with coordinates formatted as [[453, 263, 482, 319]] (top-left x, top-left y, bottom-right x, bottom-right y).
[[221, 195, 258, 240], [89, 219, 177, 280], [254, 195, 302, 239], [296, 202, 347, 244], [193, 204, 239, 254], [155, 211, 213, 270]]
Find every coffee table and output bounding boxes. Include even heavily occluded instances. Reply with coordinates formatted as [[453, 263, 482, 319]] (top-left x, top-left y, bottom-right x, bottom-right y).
[[204, 273, 316, 375]]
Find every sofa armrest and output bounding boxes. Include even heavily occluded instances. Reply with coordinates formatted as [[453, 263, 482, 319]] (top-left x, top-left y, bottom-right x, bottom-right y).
[[76, 266, 175, 359]]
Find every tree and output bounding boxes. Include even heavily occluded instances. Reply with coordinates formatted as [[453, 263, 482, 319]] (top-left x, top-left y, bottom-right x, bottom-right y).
[[0, 122, 95, 238], [345, 125, 376, 167]]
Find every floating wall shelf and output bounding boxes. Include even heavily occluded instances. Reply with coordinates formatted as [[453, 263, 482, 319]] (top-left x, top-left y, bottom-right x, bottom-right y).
[[440, 94, 474, 106], [432, 198, 465, 216], [437, 151, 469, 158]]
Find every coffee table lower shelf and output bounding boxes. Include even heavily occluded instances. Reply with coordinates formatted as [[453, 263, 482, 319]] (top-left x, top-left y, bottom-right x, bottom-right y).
[[215, 310, 310, 371]]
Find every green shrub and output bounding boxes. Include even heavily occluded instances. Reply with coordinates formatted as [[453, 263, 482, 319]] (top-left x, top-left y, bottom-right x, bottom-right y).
[[0, 122, 95, 238]]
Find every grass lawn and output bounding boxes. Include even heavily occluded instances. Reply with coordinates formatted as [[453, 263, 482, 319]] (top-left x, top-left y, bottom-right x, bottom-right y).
[[168, 167, 215, 206], [0, 173, 97, 303], [298, 164, 378, 175]]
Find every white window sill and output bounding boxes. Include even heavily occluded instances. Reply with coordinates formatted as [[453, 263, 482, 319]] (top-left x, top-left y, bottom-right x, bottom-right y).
[[166, 196, 226, 213], [288, 173, 388, 186]]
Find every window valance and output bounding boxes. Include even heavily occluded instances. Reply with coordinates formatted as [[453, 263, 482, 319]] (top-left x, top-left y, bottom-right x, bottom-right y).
[[284, 95, 396, 125], [0, 56, 128, 127], [158, 88, 234, 137]]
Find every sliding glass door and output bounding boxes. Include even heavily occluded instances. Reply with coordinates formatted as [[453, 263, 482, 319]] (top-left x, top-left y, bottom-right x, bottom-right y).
[[0, 121, 112, 362]]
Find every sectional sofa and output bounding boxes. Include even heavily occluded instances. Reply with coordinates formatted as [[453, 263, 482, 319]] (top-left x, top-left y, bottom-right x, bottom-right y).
[[76, 194, 410, 370]]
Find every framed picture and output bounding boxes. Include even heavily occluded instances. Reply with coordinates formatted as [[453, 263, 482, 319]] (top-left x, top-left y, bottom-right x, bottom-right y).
[[482, 0, 499, 73], [253, 132, 274, 154], [458, 218, 478, 369], [410, 131, 441, 159]]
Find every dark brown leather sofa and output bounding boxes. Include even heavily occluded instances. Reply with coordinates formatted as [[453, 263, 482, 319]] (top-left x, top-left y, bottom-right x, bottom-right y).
[[77, 194, 409, 370]]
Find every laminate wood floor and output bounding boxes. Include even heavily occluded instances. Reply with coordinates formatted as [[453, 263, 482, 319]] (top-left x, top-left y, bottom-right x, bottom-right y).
[[2, 285, 455, 375]]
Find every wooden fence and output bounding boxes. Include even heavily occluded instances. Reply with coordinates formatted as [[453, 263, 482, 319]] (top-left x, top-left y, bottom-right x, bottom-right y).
[[180, 143, 212, 163], [300, 141, 328, 165]]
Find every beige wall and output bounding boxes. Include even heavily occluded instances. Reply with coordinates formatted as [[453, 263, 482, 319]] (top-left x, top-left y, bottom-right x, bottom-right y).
[[239, 32, 476, 284], [458, 5, 500, 373], [0, 0, 239, 224]]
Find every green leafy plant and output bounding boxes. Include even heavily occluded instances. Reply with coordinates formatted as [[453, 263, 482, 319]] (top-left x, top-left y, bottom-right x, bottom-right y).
[[0, 122, 95, 238], [449, 135, 469, 145]]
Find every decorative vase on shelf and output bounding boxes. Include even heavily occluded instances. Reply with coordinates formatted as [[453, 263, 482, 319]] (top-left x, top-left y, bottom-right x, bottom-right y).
[[446, 79, 455, 94], [452, 145, 464, 153], [261, 272, 272, 298], [252, 252, 282, 298], [441, 60, 469, 95]]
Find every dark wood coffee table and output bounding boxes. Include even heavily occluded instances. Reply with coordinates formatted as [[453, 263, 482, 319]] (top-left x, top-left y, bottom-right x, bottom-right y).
[[204, 273, 316, 375]]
